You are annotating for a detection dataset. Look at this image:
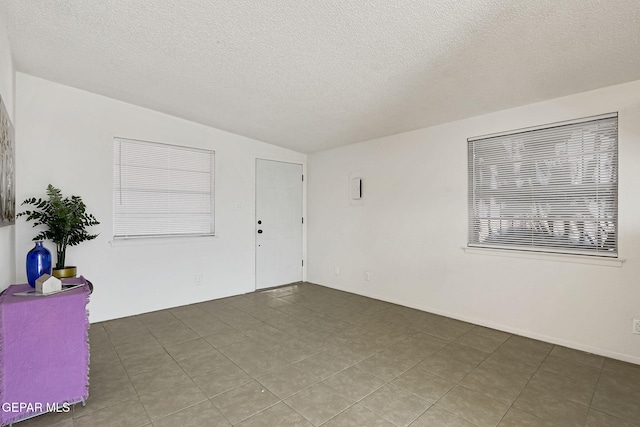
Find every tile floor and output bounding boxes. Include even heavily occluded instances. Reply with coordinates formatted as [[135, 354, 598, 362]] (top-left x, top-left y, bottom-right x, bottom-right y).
[[15, 282, 640, 427]]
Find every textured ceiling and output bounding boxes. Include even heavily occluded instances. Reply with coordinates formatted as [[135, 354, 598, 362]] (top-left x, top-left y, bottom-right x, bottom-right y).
[[1, 1, 639, 153]]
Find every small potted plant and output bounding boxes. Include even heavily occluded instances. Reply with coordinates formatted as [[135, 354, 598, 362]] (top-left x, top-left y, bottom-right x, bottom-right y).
[[18, 184, 100, 279]]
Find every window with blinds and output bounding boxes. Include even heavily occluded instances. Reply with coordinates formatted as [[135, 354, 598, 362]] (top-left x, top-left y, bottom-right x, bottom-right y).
[[113, 138, 215, 239], [468, 113, 618, 257]]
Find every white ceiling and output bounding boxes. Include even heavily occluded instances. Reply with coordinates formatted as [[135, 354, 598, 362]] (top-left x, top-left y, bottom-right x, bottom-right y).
[[1, 1, 639, 153]]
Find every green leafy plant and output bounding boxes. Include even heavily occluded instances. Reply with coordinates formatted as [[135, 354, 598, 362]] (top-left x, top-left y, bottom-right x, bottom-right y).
[[17, 184, 100, 269]]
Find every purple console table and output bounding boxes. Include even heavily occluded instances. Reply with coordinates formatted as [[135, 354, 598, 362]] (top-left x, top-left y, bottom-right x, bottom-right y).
[[0, 280, 90, 426]]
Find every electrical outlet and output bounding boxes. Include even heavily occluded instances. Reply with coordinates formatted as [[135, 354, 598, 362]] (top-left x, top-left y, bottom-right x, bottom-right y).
[[334, 266, 340, 275], [364, 271, 370, 281], [195, 275, 203, 286], [633, 319, 640, 335]]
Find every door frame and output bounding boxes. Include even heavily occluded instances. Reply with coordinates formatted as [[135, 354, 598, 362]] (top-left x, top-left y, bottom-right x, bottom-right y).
[[255, 158, 306, 291]]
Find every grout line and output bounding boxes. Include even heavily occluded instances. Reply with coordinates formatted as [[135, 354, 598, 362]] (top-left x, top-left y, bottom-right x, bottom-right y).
[[493, 342, 554, 426]]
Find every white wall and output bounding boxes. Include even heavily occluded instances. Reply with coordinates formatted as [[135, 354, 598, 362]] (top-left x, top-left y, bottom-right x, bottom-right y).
[[0, 18, 15, 291], [15, 73, 306, 322], [308, 80, 640, 364]]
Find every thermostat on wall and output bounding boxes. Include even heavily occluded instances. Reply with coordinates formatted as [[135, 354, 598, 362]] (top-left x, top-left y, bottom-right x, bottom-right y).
[[351, 177, 362, 200]]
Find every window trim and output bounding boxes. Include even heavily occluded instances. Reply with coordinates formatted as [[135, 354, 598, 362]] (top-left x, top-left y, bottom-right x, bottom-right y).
[[462, 247, 624, 267]]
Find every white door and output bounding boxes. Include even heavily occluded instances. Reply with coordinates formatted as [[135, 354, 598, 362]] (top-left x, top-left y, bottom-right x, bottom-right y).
[[256, 159, 303, 290]]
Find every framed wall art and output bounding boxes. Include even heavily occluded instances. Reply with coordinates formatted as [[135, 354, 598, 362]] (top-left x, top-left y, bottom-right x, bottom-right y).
[[0, 94, 15, 227]]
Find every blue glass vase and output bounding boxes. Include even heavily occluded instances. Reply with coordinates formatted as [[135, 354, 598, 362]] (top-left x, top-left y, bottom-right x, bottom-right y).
[[26, 241, 52, 287]]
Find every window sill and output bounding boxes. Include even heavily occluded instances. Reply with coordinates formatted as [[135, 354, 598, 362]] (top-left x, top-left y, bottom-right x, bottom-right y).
[[462, 247, 624, 267], [109, 234, 216, 247]]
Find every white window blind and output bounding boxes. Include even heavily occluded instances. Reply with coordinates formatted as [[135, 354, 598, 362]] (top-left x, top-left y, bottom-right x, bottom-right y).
[[113, 138, 215, 239], [468, 113, 618, 257]]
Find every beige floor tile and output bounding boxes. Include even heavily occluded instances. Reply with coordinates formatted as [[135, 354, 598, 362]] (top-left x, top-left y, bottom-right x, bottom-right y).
[[103, 317, 146, 335], [355, 352, 412, 382], [143, 319, 188, 333], [408, 331, 450, 350], [163, 337, 216, 361], [291, 350, 352, 382], [415, 353, 478, 382], [187, 320, 237, 338], [235, 402, 312, 427], [468, 325, 511, 342], [76, 377, 138, 416], [211, 380, 280, 424], [177, 349, 235, 377], [479, 351, 540, 378], [325, 340, 379, 365], [421, 320, 469, 341], [303, 329, 350, 349], [152, 326, 200, 347], [138, 310, 179, 326], [139, 379, 207, 421], [121, 351, 174, 376], [130, 361, 190, 395], [202, 328, 248, 349], [285, 383, 353, 426], [106, 329, 157, 348], [599, 365, 640, 394], [513, 388, 589, 427], [381, 333, 447, 365], [497, 408, 558, 427], [525, 369, 596, 406], [89, 345, 120, 365], [549, 346, 605, 369], [391, 366, 455, 403], [540, 354, 602, 386], [329, 322, 367, 340], [361, 383, 431, 426], [321, 404, 395, 427], [494, 336, 552, 367], [271, 340, 321, 365], [115, 339, 166, 361], [225, 349, 290, 378], [168, 304, 208, 318], [322, 366, 385, 402], [592, 376, 640, 424], [456, 331, 505, 353], [217, 336, 266, 357], [192, 364, 252, 398], [585, 408, 639, 427], [603, 358, 640, 382], [459, 363, 531, 405], [435, 342, 490, 366], [436, 386, 509, 427], [88, 322, 107, 336], [152, 400, 230, 427], [257, 365, 320, 399], [379, 347, 430, 366], [73, 399, 150, 427], [88, 361, 129, 388], [353, 329, 411, 351], [409, 406, 476, 427]]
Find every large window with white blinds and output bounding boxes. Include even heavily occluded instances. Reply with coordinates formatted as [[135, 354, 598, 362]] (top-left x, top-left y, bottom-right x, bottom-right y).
[[468, 113, 618, 257], [113, 138, 215, 239]]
